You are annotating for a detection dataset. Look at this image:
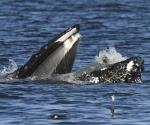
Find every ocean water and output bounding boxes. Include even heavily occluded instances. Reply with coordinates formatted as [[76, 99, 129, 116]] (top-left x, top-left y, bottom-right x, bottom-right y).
[[0, 0, 150, 124]]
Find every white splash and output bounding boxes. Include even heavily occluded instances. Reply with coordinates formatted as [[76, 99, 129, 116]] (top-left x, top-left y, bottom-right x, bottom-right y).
[[0, 59, 18, 76], [95, 47, 127, 65]]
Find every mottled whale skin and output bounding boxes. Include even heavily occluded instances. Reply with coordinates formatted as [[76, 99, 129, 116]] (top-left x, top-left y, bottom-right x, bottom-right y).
[[75, 56, 144, 83], [10, 24, 144, 83]]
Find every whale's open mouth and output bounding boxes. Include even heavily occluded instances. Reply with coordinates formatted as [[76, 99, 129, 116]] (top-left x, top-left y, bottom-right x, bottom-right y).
[[7, 24, 144, 84], [12, 24, 81, 79]]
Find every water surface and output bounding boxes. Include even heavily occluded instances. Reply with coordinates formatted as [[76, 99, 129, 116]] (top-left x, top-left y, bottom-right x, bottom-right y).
[[0, 0, 150, 124]]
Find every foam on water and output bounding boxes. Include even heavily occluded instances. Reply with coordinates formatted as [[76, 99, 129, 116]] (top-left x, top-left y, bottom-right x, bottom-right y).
[[0, 59, 18, 78], [95, 47, 127, 65]]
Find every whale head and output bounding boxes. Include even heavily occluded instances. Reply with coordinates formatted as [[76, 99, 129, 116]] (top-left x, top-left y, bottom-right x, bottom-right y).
[[13, 24, 81, 79], [78, 56, 144, 83]]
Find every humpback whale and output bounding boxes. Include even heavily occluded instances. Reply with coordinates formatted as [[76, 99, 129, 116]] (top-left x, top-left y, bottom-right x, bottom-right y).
[[12, 24, 80, 79], [9, 24, 144, 83]]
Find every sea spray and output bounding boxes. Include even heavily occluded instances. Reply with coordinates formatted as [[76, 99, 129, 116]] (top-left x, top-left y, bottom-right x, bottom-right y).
[[95, 47, 127, 65], [0, 59, 18, 77]]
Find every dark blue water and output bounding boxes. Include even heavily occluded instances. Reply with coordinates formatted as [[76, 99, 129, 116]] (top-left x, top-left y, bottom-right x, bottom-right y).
[[0, 0, 150, 124]]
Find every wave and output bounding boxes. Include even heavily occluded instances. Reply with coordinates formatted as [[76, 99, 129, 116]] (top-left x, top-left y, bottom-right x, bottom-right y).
[[0, 59, 18, 80]]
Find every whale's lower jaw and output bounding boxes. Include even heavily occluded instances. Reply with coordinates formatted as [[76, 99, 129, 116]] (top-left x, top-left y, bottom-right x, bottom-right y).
[[76, 56, 144, 83], [12, 25, 80, 79]]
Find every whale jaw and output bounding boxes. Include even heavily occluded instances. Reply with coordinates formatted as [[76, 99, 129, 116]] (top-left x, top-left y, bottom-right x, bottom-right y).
[[9, 24, 144, 84], [13, 24, 81, 79], [77, 56, 144, 83]]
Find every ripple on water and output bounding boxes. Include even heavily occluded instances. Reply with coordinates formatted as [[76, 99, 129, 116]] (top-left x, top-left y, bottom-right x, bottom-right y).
[[0, 0, 149, 125]]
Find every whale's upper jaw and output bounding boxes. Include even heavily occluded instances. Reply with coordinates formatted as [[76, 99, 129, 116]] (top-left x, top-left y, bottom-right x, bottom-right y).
[[13, 24, 81, 79], [78, 56, 144, 83]]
